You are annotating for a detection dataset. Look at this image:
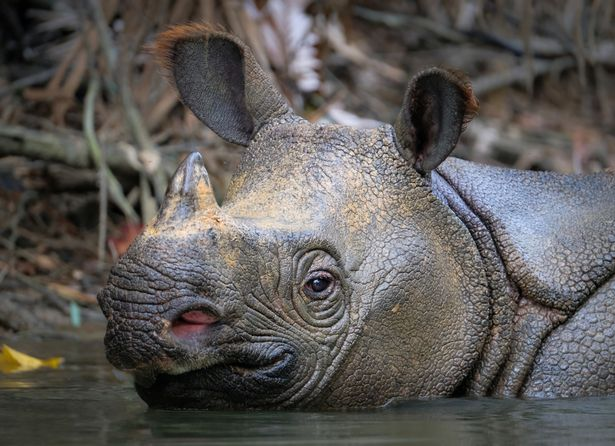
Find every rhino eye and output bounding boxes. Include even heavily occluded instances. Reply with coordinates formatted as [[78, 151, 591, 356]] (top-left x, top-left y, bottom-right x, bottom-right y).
[[303, 271, 335, 299]]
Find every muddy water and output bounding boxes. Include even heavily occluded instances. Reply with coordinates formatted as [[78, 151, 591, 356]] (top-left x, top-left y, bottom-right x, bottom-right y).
[[1, 336, 614, 445]]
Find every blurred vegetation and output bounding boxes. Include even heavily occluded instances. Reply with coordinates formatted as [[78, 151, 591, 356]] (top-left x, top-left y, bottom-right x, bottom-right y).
[[0, 0, 614, 334]]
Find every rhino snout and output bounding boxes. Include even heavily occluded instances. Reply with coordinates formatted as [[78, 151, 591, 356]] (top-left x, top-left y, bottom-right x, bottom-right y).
[[101, 286, 227, 373]]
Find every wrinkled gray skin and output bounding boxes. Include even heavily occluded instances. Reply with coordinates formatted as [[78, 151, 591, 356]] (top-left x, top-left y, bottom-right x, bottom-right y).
[[98, 25, 615, 409]]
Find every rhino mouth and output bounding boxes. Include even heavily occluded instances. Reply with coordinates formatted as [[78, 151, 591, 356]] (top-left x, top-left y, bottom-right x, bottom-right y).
[[134, 345, 298, 409], [170, 309, 220, 338]]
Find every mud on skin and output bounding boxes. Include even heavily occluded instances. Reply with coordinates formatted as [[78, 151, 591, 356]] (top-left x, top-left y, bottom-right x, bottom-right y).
[[97, 23, 615, 409]]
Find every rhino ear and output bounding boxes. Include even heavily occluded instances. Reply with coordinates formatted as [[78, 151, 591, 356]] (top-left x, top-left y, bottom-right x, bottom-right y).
[[153, 23, 291, 146], [394, 68, 478, 174]]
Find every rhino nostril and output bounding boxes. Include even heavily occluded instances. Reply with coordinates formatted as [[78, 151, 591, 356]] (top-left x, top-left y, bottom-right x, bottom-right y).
[[171, 310, 219, 339]]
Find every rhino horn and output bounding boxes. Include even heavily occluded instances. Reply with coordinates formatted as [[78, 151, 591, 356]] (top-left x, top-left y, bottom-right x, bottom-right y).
[[160, 152, 218, 220]]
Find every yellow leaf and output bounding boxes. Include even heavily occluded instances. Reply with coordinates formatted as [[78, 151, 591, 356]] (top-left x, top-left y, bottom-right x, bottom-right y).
[[0, 344, 64, 374]]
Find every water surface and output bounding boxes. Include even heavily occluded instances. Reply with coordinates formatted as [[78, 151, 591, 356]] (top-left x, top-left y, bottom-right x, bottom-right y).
[[1, 336, 614, 445]]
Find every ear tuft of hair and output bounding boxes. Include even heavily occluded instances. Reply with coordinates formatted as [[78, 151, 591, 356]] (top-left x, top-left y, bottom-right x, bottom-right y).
[[440, 69, 480, 130], [149, 22, 229, 85]]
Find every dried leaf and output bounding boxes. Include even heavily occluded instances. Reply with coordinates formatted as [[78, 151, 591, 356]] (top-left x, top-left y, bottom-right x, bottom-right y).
[[32, 253, 58, 272], [0, 345, 64, 374], [108, 223, 144, 256], [47, 282, 98, 305], [326, 105, 382, 129], [248, 0, 321, 93]]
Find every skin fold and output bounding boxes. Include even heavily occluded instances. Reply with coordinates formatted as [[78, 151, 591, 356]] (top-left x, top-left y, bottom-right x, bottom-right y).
[[97, 24, 615, 409]]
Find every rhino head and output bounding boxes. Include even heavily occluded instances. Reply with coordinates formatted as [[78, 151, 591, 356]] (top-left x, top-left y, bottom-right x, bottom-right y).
[[98, 24, 489, 409]]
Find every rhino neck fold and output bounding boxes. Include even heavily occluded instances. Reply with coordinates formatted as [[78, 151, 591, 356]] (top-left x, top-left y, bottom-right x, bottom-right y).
[[431, 168, 519, 396]]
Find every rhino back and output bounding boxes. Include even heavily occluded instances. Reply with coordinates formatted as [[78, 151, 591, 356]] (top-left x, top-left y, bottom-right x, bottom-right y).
[[437, 158, 615, 313]]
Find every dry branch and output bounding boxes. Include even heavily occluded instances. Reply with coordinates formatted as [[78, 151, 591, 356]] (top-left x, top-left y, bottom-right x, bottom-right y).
[[0, 123, 140, 173], [83, 75, 138, 224], [472, 57, 577, 96]]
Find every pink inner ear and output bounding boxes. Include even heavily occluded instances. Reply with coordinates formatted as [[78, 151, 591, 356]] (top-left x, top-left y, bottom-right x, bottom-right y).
[[171, 310, 219, 338]]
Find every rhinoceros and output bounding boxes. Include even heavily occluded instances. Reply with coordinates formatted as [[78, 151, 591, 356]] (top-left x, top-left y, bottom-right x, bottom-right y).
[[97, 24, 615, 409]]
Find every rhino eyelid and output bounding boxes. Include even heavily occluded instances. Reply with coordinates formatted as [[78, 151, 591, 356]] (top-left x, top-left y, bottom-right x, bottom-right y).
[[304, 269, 337, 281], [293, 245, 343, 270]]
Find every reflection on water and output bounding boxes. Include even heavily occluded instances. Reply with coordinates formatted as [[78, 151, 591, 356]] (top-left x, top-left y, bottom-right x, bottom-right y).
[[1, 337, 614, 445]]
